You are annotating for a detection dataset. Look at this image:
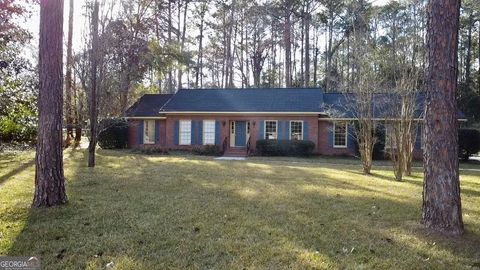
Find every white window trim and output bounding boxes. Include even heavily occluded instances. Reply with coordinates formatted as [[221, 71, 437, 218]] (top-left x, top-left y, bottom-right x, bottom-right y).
[[143, 120, 155, 144], [289, 120, 304, 140], [264, 120, 278, 140], [179, 120, 192, 146], [384, 125, 396, 149], [203, 120, 216, 145], [333, 121, 348, 148]]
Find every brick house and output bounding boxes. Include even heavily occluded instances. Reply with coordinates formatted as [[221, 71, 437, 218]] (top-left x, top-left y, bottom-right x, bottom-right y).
[[124, 88, 454, 157]]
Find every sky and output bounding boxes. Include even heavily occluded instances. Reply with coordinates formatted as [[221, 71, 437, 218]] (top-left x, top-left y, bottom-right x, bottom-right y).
[[23, 0, 391, 59]]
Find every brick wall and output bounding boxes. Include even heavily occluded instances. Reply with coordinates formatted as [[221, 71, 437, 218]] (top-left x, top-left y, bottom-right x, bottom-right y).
[[317, 120, 356, 156], [165, 115, 320, 152], [128, 117, 424, 159], [127, 119, 140, 148], [129, 115, 320, 152]]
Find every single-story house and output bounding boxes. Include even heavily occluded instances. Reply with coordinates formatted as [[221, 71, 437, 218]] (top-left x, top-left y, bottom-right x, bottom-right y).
[[124, 88, 465, 157]]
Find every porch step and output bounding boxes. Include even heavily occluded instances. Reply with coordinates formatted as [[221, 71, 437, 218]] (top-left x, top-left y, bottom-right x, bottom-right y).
[[223, 147, 247, 157]]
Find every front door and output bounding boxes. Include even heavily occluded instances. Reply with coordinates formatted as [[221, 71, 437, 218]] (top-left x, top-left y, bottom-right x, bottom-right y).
[[234, 121, 246, 147]]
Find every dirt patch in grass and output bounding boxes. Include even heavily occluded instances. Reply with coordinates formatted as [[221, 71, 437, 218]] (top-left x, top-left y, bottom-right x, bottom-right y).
[[0, 149, 479, 269]]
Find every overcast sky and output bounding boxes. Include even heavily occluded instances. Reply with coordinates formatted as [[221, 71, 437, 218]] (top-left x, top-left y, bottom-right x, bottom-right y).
[[23, 0, 391, 59]]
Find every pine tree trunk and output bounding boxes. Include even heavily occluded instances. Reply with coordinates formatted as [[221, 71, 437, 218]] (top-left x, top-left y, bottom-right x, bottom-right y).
[[64, 0, 74, 146], [167, 1, 173, 93], [34, 0, 67, 208], [73, 74, 81, 144], [195, 5, 205, 89], [304, 11, 310, 86], [284, 2, 292, 87], [465, 12, 473, 88], [88, 1, 99, 168], [422, 0, 463, 235]]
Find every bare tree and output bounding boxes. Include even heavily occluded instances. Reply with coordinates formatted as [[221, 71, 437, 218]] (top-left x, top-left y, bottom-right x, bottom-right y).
[[353, 70, 377, 175], [422, 0, 463, 235], [383, 68, 420, 181], [34, 0, 67, 207], [350, 8, 377, 175], [88, 0, 99, 167]]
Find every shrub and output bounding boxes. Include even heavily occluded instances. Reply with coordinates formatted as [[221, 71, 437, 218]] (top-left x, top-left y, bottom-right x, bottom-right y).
[[137, 147, 168, 155], [256, 139, 315, 157], [0, 117, 37, 144], [458, 129, 480, 161], [97, 118, 128, 149], [193, 145, 222, 156]]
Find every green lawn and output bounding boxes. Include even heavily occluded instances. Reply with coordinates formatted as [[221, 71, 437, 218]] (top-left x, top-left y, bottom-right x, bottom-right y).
[[1, 150, 479, 269]]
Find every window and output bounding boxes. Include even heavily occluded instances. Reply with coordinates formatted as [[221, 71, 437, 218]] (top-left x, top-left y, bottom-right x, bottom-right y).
[[385, 124, 398, 149], [179, 120, 191, 145], [290, 121, 303, 140], [203, 120, 215, 145], [333, 121, 347, 148], [144, 120, 155, 144], [265, 120, 277, 139]]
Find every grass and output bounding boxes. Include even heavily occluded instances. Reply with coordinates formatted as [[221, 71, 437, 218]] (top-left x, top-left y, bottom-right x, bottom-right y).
[[0, 149, 479, 269]]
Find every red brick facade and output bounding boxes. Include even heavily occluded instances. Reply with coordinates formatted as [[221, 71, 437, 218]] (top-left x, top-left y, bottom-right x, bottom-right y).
[[128, 115, 424, 159]]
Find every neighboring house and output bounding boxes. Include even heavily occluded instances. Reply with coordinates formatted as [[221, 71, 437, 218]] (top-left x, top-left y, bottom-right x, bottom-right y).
[[124, 88, 465, 157]]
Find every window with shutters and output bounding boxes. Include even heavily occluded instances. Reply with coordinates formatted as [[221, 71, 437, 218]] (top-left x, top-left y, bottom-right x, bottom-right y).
[[290, 121, 303, 140], [265, 120, 278, 139], [333, 121, 347, 148], [143, 120, 155, 144], [179, 120, 191, 145], [203, 120, 215, 145]]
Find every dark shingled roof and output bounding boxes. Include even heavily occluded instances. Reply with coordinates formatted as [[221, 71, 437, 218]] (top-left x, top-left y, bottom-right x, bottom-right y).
[[161, 88, 324, 113], [124, 94, 173, 117], [124, 89, 466, 119], [322, 92, 466, 119], [322, 93, 426, 118]]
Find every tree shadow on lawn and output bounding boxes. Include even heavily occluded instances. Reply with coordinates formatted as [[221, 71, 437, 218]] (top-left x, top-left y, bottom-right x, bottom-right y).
[[401, 169, 480, 199], [6, 150, 480, 269], [0, 158, 35, 187]]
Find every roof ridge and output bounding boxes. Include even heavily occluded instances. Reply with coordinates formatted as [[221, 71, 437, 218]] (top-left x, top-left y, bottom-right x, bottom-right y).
[[178, 87, 323, 91], [158, 94, 174, 112]]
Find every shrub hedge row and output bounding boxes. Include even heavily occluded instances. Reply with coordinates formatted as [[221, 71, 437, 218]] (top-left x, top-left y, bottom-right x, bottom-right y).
[[256, 139, 315, 157]]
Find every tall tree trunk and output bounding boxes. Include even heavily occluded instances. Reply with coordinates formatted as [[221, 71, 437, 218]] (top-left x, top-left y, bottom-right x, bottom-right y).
[[313, 29, 318, 87], [88, 1, 99, 168], [195, 3, 206, 89], [300, 11, 304, 87], [478, 21, 480, 93], [304, 12, 310, 87], [284, 1, 292, 87], [73, 73, 81, 144], [465, 11, 473, 88], [422, 0, 463, 235], [64, 0, 74, 146], [346, 33, 351, 90], [34, 0, 67, 207], [245, 22, 250, 87], [326, 13, 333, 92], [167, 0, 173, 93], [177, 0, 189, 90]]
